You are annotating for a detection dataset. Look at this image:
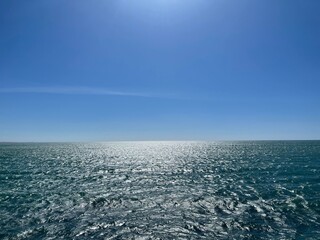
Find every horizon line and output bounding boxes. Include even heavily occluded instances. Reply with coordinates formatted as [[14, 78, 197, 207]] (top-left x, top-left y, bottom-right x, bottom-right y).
[[0, 139, 319, 143]]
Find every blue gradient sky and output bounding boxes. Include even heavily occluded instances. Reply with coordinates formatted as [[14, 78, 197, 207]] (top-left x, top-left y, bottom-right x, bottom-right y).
[[1, 0, 320, 141]]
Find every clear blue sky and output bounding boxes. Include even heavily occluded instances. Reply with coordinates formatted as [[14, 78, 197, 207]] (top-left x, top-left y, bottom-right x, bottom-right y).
[[1, 0, 320, 141]]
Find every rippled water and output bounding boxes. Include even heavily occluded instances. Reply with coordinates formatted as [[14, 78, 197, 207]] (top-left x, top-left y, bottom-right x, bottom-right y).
[[1, 141, 320, 239]]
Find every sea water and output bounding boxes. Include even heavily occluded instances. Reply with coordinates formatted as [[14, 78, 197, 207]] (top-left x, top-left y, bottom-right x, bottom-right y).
[[0, 141, 320, 239]]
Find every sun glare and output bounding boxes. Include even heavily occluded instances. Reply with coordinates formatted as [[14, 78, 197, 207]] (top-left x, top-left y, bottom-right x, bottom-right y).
[[117, 0, 202, 16]]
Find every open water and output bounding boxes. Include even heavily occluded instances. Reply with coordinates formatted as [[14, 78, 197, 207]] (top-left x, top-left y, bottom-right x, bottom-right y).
[[0, 141, 320, 239]]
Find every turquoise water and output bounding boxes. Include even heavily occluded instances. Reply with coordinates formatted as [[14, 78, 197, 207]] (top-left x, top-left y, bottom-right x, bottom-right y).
[[1, 141, 320, 239]]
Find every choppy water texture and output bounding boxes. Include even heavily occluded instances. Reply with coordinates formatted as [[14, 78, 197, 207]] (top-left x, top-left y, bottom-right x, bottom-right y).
[[1, 141, 320, 239]]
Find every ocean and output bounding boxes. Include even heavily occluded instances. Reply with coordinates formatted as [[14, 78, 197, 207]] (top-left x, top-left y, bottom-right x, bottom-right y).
[[0, 141, 319, 239]]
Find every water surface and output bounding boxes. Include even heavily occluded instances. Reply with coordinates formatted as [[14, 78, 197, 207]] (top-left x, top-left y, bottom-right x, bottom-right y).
[[1, 141, 320, 239]]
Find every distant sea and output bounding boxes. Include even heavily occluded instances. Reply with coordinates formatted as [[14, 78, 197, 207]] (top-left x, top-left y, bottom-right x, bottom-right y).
[[1, 141, 320, 239]]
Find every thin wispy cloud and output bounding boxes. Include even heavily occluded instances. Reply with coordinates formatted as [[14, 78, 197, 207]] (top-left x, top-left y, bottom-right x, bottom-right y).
[[0, 87, 176, 99]]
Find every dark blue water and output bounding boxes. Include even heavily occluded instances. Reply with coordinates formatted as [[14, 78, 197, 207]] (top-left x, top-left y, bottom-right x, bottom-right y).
[[1, 141, 320, 239]]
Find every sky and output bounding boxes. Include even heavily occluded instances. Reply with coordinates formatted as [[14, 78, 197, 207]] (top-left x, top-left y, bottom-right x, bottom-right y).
[[0, 0, 320, 141]]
